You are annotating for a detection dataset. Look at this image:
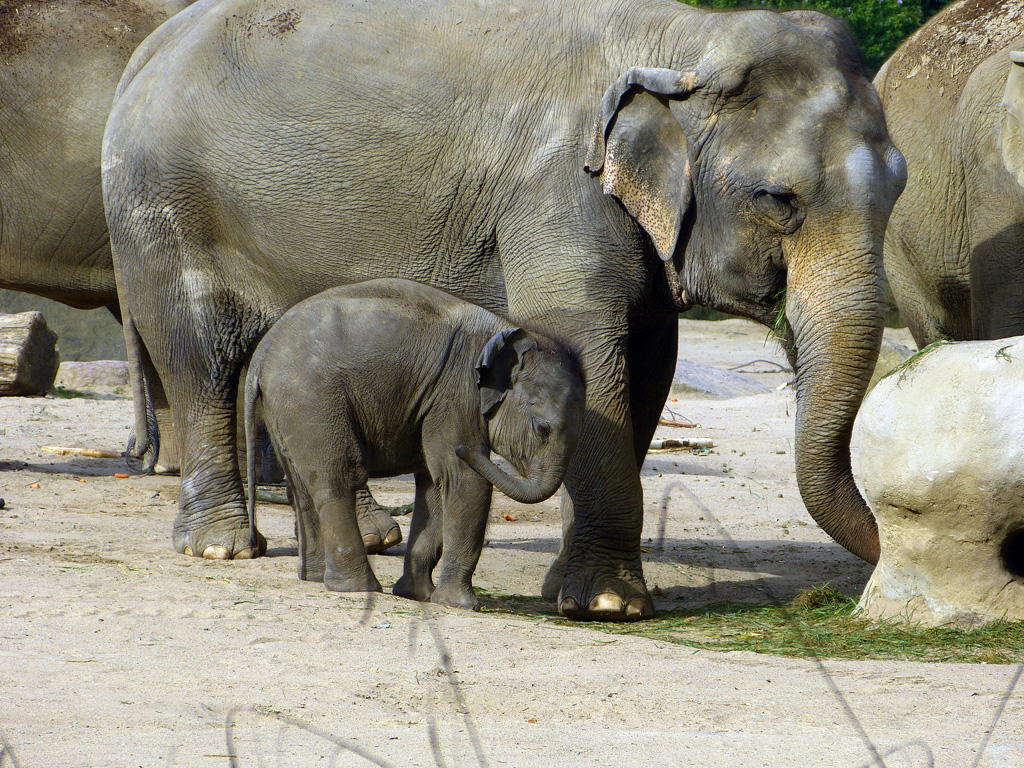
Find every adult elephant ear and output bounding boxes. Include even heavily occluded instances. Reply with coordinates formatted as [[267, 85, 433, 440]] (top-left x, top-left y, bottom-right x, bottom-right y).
[[584, 67, 701, 262], [1000, 51, 1024, 187]]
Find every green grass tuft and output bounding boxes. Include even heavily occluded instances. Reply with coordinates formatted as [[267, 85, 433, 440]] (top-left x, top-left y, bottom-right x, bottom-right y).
[[478, 584, 1024, 663], [769, 289, 788, 344], [49, 386, 99, 400], [881, 338, 952, 384]]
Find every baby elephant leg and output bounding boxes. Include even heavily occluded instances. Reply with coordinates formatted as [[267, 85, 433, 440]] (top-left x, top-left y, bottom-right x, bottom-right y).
[[319, 487, 382, 593], [394, 472, 443, 601], [430, 473, 493, 611], [355, 486, 403, 553], [291, 473, 326, 583]]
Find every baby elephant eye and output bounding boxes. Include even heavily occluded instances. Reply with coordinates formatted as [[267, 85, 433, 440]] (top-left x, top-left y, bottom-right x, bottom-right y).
[[535, 421, 551, 443], [752, 189, 804, 234]]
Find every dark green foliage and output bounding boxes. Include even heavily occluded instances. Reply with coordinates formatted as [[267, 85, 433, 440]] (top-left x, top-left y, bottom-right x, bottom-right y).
[[683, 0, 952, 74]]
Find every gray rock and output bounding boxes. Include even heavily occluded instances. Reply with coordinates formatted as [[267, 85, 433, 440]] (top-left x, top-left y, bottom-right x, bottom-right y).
[[54, 360, 130, 397], [854, 337, 1024, 627], [671, 358, 773, 399]]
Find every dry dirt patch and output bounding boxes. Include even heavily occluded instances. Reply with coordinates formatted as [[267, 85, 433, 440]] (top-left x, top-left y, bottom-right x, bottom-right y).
[[0, 320, 1020, 767]]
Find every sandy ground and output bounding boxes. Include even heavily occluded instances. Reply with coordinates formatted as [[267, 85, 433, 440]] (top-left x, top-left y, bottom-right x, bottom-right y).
[[1, 319, 1022, 767]]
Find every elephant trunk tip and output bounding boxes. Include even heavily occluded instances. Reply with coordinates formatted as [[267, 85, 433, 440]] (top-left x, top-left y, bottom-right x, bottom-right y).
[[455, 443, 563, 504]]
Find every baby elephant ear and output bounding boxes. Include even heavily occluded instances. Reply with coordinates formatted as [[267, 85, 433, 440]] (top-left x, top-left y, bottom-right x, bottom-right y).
[[476, 328, 536, 417]]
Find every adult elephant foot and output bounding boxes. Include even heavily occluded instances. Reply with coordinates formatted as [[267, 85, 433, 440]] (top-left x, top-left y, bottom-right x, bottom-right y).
[[554, 552, 655, 621], [173, 512, 266, 560], [356, 487, 403, 554], [541, 554, 567, 602]]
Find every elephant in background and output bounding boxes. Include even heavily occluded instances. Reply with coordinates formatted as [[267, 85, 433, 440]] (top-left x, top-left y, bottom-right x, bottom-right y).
[[876, 0, 1024, 346], [0, 0, 401, 551], [0, 0, 191, 312], [244, 279, 585, 608], [103, 0, 905, 621], [0, 0, 192, 467]]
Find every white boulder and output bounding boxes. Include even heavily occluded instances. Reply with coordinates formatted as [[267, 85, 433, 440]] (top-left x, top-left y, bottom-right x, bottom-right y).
[[854, 337, 1024, 627]]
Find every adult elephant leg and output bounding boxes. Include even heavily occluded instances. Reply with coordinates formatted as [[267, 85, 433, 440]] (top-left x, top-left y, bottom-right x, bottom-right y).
[[540, 315, 677, 608], [971, 239, 1024, 340], [149, 366, 180, 475], [170, 375, 264, 559], [538, 328, 652, 621], [137, 296, 265, 560], [355, 487, 403, 554], [627, 316, 679, 468]]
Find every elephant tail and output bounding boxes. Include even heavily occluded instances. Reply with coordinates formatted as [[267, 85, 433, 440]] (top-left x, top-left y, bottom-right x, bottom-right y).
[[123, 312, 159, 475], [243, 362, 262, 547]]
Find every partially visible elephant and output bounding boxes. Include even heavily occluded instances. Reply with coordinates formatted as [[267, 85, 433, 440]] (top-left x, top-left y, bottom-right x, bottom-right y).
[[0, 0, 193, 468], [0, 0, 191, 310], [104, 0, 905, 621], [876, 0, 1024, 346], [244, 279, 586, 608], [0, 0, 402, 552]]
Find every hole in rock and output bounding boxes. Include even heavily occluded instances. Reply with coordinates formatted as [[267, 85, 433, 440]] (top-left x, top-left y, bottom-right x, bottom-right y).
[[1000, 528, 1024, 580]]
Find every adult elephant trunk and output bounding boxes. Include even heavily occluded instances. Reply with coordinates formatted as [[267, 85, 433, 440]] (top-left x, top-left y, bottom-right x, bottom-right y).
[[455, 445, 566, 504], [786, 247, 885, 565]]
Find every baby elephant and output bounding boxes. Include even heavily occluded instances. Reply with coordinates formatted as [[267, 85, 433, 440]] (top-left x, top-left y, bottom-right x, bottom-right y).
[[244, 278, 586, 609]]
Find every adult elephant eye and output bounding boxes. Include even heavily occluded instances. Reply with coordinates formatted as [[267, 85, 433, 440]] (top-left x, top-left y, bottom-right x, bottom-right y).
[[753, 189, 804, 234]]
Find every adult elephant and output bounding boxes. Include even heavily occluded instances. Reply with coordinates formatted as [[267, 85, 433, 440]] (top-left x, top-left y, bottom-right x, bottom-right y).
[[0, 0, 191, 312], [875, 0, 1024, 346], [103, 0, 906, 620], [0, 0, 402, 551], [0, 0, 191, 466]]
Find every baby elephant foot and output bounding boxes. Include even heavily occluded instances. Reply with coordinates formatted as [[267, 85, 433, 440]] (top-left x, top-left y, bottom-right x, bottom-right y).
[[355, 489, 403, 554], [297, 548, 326, 583], [393, 574, 434, 602], [324, 566, 382, 593], [430, 583, 480, 611]]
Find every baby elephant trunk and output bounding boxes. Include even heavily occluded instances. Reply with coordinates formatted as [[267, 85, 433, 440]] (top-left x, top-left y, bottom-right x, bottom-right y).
[[455, 445, 565, 504]]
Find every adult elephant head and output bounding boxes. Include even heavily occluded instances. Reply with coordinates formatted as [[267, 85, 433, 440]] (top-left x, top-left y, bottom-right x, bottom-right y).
[[584, 13, 906, 564]]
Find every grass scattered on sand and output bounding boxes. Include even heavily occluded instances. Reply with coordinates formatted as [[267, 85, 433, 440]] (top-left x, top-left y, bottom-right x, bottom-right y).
[[479, 585, 1024, 663], [48, 386, 99, 399]]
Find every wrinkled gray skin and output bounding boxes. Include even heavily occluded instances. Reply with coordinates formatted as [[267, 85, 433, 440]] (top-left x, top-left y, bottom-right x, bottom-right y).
[[243, 279, 586, 609], [0, 0, 405, 548], [876, 0, 1024, 346], [104, 0, 905, 620], [0, 0, 410, 545], [0, 0, 192, 473], [0, 0, 191, 309]]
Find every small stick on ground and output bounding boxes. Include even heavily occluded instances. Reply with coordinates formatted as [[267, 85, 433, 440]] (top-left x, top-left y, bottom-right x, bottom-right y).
[[42, 445, 124, 459]]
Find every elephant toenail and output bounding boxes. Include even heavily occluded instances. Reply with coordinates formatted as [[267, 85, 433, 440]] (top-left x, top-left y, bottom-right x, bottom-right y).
[[203, 545, 231, 560], [182, 546, 194, 557], [626, 598, 654, 620], [382, 527, 402, 548], [559, 596, 581, 618], [233, 547, 256, 560], [362, 533, 382, 551], [588, 593, 625, 617]]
